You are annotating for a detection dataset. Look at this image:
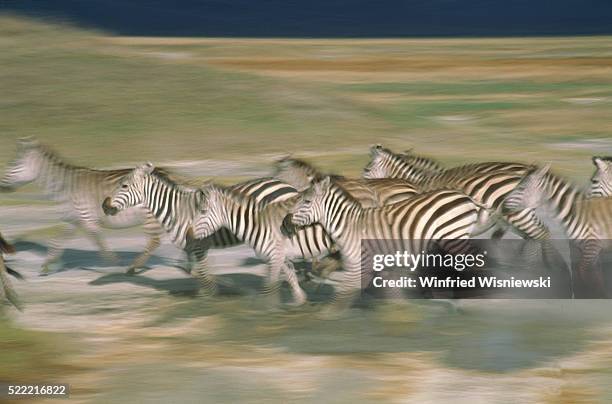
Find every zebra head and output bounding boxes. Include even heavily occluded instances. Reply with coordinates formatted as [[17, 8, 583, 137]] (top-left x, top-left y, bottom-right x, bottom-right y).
[[363, 144, 390, 179], [503, 163, 551, 212], [192, 184, 224, 239], [0, 137, 43, 191], [589, 156, 612, 197], [103, 163, 154, 216], [291, 176, 331, 227], [273, 155, 318, 192]]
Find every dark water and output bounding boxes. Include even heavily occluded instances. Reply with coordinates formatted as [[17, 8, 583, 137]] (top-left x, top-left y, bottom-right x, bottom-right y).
[[3, 0, 612, 37]]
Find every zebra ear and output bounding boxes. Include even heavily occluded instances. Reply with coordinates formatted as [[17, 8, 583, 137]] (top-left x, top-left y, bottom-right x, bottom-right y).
[[275, 154, 293, 167], [315, 176, 332, 192], [370, 144, 384, 156], [593, 156, 608, 171], [143, 162, 154, 174], [17, 136, 39, 150]]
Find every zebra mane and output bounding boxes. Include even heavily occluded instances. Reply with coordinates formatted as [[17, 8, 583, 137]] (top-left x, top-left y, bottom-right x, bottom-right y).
[[397, 150, 443, 172], [29, 142, 95, 172], [27, 141, 181, 180], [146, 168, 203, 194], [276, 156, 346, 181], [208, 182, 293, 208], [370, 144, 396, 159], [375, 146, 431, 177], [325, 177, 362, 206]]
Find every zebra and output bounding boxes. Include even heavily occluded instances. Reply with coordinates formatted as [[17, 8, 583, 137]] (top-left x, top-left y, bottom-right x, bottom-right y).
[[273, 156, 420, 280], [102, 163, 303, 297], [289, 176, 485, 312], [589, 156, 612, 197], [0, 138, 166, 274], [273, 156, 419, 207], [0, 233, 23, 310], [189, 183, 337, 305], [362, 144, 551, 241], [503, 164, 612, 296], [396, 147, 445, 174]]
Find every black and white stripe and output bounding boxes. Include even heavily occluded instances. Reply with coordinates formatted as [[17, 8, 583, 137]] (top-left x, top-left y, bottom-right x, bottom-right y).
[[290, 176, 483, 309], [273, 156, 419, 208], [0, 232, 22, 310], [363, 144, 550, 240], [191, 183, 336, 305], [0, 138, 164, 273], [104, 163, 299, 295], [503, 164, 612, 295], [396, 147, 444, 174], [589, 156, 612, 197]]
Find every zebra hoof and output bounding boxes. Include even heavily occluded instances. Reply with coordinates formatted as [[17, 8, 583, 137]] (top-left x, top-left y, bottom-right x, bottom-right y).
[[126, 267, 137, 275], [290, 292, 307, 307]]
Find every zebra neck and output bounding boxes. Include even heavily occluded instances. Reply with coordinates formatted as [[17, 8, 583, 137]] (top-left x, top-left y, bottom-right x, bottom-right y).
[[143, 176, 196, 237], [321, 188, 363, 242], [542, 174, 591, 239], [391, 160, 428, 183], [35, 151, 79, 195]]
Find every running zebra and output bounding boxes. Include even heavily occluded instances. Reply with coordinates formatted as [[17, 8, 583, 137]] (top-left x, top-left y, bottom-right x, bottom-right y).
[[190, 183, 337, 305], [0, 233, 23, 310], [363, 144, 550, 240], [0, 138, 165, 274], [102, 163, 303, 297], [589, 156, 612, 197], [273, 156, 419, 207], [503, 164, 612, 296], [290, 176, 485, 312]]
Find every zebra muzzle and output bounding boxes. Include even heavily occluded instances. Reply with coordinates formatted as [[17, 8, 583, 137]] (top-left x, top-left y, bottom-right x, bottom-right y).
[[281, 214, 298, 236], [102, 197, 119, 216]]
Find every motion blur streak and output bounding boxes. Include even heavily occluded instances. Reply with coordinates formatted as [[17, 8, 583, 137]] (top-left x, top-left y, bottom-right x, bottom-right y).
[[2, 14, 612, 403]]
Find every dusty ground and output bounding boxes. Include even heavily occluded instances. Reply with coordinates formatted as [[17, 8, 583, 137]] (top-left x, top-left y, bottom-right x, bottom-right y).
[[1, 159, 612, 403]]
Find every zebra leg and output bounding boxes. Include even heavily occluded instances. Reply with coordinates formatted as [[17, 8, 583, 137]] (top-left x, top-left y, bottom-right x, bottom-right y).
[[577, 239, 607, 297], [41, 223, 77, 274], [321, 257, 361, 318], [503, 209, 555, 269], [262, 258, 285, 307], [0, 257, 21, 310], [80, 221, 120, 265], [504, 209, 551, 240], [281, 261, 307, 306], [191, 248, 217, 297], [127, 216, 162, 274]]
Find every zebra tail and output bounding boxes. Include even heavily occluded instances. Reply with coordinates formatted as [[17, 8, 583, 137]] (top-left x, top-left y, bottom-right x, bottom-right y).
[[0, 235, 15, 254], [6, 266, 25, 281]]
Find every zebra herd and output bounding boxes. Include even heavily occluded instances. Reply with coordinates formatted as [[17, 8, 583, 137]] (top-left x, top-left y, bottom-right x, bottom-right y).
[[1, 138, 612, 312]]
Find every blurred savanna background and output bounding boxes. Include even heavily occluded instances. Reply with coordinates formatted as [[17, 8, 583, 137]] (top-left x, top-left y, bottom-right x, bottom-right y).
[[2, 1, 612, 402]]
